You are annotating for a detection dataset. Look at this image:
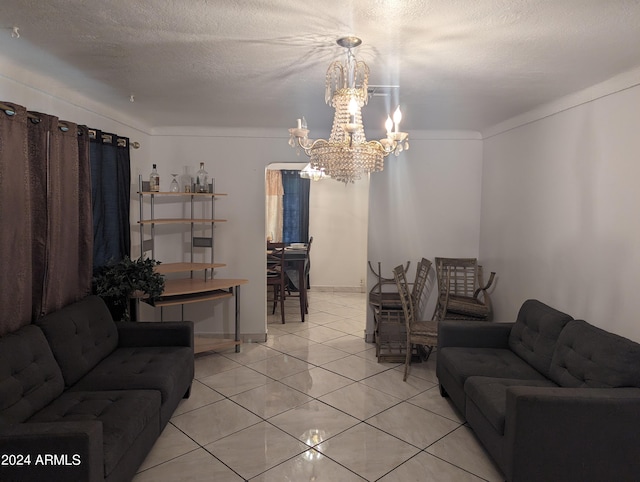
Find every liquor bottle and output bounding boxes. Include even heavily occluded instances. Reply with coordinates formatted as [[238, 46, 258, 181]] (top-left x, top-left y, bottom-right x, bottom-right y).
[[149, 164, 160, 192], [196, 162, 209, 193]]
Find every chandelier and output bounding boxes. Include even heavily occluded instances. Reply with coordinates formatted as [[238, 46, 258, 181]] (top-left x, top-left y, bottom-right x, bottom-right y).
[[288, 36, 409, 184]]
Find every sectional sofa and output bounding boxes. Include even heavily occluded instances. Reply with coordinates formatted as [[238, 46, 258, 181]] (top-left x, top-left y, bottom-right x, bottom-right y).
[[437, 299, 640, 482]]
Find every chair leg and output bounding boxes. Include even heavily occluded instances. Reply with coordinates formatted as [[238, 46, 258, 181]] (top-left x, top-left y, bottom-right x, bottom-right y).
[[423, 345, 434, 362], [403, 341, 412, 382], [271, 285, 278, 315], [272, 292, 277, 315], [280, 293, 286, 324]]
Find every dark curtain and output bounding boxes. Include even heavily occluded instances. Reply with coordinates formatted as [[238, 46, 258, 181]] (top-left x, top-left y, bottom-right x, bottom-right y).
[[30, 113, 93, 318], [90, 131, 131, 272], [281, 170, 310, 244], [0, 103, 93, 335], [0, 104, 32, 335]]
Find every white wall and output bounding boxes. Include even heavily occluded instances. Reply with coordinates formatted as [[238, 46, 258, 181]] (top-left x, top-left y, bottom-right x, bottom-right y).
[[480, 81, 640, 342], [309, 176, 369, 291], [366, 132, 484, 338]]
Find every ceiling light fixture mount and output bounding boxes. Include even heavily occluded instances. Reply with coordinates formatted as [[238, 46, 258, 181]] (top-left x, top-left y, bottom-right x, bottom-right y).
[[288, 37, 409, 184]]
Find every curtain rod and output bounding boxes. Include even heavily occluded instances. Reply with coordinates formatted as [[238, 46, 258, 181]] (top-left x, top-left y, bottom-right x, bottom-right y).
[[0, 102, 140, 149], [87, 129, 140, 149]]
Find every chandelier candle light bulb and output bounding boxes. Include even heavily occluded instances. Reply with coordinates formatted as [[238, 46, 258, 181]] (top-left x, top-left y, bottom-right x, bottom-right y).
[[393, 106, 402, 133], [385, 116, 394, 134]]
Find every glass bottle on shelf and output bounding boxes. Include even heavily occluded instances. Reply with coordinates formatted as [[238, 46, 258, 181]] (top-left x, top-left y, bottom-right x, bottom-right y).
[[180, 166, 193, 192], [149, 164, 160, 192], [196, 162, 209, 193]]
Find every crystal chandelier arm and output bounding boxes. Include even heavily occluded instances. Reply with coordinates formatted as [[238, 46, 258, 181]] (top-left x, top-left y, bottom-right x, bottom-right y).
[[288, 127, 329, 157], [299, 138, 328, 155]]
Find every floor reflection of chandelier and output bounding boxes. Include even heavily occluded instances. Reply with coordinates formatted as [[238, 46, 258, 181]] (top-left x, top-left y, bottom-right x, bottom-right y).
[[288, 36, 409, 184]]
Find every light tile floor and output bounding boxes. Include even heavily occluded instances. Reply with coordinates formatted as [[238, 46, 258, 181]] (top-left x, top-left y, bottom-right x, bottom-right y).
[[134, 291, 505, 481]]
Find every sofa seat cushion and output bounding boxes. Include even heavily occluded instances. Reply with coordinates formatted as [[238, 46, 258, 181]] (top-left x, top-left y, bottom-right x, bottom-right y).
[[0, 325, 65, 425], [508, 299, 573, 379], [465, 376, 558, 434], [36, 296, 118, 387], [549, 320, 640, 388], [438, 347, 548, 388], [28, 389, 160, 477], [70, 346, 193, 405]]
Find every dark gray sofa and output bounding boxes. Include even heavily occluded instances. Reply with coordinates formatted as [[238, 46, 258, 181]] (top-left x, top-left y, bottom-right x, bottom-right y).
[[437, 299, 640, 482], [0, 295, 194, 482]]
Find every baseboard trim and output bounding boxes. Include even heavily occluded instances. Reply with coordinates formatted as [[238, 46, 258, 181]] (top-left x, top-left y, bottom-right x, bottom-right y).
[[194, 332, 267, 343], [311, 285, 365, 293]]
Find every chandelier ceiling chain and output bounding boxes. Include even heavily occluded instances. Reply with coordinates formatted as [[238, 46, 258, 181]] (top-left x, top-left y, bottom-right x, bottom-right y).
[[289, 37, 409, 184]]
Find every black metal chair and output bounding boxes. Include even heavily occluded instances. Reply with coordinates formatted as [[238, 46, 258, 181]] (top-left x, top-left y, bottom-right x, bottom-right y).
[[285, 236, 313, 314]]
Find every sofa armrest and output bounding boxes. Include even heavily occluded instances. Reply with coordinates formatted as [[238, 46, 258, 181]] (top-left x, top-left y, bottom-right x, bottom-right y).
[[437, 320, 514, 350], [504, 386, 640, 482], [117, 321, 194, 348], [0, 421, 103, 482]]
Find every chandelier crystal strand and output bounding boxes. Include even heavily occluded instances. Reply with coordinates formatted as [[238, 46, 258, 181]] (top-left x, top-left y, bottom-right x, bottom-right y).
[[289, 37, 408, 184]]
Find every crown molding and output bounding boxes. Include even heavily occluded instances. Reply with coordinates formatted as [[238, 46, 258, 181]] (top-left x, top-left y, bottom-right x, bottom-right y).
[[482, 66, 640, 139]]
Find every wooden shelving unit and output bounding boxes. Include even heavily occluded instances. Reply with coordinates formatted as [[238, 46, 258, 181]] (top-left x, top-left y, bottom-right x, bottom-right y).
[[137, 177, 247, 353]]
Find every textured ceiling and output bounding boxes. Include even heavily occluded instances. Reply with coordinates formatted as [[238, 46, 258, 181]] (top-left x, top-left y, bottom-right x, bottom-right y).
[[1, 0, 640, 134]]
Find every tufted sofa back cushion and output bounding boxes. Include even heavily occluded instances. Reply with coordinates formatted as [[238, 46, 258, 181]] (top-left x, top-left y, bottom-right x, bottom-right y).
[[549, 320, 640, 388], [37, 296, 118, 387], [0, 325, 64, 425], [508, 299, 573, 378]]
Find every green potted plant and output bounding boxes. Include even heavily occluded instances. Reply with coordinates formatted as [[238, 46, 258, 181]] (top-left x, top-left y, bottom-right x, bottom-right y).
[[93, 256, 165, 321]]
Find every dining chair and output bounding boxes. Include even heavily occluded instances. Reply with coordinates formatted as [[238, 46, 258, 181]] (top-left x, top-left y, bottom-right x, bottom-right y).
[[305, 236, 313, 291], [267, 242, 287, 323], [368, 258, 432, 363], [432, 257, 496, 321], [410, 257, 432, 316], [284, 236, 313, 315], [393, 264, 439, 381], [368, 258, 431, 313]]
